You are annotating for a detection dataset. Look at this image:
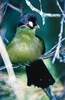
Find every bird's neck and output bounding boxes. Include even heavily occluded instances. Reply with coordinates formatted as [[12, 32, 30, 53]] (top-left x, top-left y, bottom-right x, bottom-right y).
[[16, 26, 36, 36]]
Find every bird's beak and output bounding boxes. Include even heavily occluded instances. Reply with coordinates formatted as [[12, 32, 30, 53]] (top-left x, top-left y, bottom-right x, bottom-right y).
[[34, 25, 40, 29]]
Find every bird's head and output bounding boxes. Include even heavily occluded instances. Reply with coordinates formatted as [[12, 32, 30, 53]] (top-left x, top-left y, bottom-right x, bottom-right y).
[[18, 13, 40, 29]]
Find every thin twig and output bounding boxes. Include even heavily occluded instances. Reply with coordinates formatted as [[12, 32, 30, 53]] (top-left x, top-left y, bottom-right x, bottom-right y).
[[57, 0, 63, 13], [0, 0, 8, 17], [52, 17, 64, 63], [0, 64, 21, 71], [44, 38, 65, 56], [7, 3, 23, 14]]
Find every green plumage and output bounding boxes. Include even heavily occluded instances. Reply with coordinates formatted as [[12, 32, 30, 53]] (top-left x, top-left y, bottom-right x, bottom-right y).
[[7, 26, 45, 64], [6, 13, 55, 89]]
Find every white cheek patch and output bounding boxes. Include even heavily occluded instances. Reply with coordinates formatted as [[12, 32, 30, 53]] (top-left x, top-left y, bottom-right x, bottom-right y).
[[29, 21, 33, 27]]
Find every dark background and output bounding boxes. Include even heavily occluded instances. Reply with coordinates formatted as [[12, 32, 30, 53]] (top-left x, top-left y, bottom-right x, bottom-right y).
[[0, 0, 65, 83]]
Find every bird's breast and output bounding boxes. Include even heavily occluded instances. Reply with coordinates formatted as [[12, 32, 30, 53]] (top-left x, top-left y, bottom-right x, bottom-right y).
[[7, 33, 45, 64]]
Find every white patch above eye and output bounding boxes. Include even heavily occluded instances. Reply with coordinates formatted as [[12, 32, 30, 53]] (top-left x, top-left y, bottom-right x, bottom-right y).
[[29, 21, 33, 27]]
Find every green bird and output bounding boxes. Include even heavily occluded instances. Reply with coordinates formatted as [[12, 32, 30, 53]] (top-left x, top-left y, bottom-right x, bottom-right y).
[[7, 13, 55, 89]]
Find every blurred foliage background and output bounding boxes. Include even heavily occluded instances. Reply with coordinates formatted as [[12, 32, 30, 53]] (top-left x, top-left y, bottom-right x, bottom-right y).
[[0, 0, 65, 100]]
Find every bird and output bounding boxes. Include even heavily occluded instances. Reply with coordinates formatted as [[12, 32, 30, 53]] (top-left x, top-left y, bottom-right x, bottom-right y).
[[7, 13, 55, 89]]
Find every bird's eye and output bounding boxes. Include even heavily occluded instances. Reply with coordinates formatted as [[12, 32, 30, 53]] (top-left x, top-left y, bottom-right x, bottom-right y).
[[29, 21, 33, 27]]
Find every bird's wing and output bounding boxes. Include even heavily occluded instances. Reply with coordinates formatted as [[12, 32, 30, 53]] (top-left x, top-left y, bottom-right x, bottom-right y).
[[35, 34, 46, 55]]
